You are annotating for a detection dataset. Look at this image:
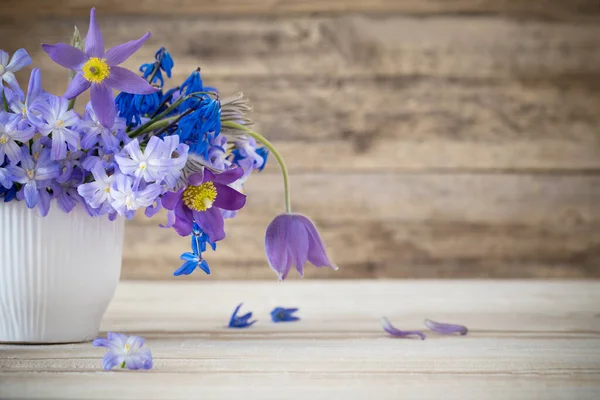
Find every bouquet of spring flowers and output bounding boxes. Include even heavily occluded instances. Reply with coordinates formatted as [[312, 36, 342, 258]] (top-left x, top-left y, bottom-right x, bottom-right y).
[[0, 8, 337, 280]]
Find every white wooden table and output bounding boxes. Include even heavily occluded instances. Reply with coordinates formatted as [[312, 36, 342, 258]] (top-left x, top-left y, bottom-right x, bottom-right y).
[[1, 280, 599, 399]]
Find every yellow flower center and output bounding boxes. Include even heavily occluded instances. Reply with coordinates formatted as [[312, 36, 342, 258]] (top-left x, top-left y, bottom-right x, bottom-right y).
[[26, 169, 35, 179], [0, 136, 7, 145], [82, 57, 110, 84], [183, 181, 217, 212], [124, 343, 131, 352]]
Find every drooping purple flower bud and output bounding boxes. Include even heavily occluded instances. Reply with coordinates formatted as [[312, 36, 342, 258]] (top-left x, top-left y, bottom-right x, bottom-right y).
[[381, 317, 426, 340], [424, 319, 468, 335], [265, 213, 337, 281]]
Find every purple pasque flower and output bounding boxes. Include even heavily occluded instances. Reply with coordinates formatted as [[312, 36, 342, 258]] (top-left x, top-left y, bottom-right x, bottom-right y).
[[265, 214, 337, 281], [42, 8, 157, 128], [30, 95, 80, 161], [8, 146, 60, 210], [0, 48, 31, 99], [110, 173, 162, 219], [93, 332, 152, 371], [381, 317, 426, 340], [270, 307, 299, 323], [162, 167, 246, 242], [228, 303, 257, 329], [8, 68, 46, 127], [115, 136, 181, 186], [79, 102, 126, 151], [424, 319, 468, 335], [0, 111, 35, 163]]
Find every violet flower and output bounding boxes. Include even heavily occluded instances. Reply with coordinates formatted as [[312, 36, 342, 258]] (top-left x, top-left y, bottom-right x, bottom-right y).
[[381, 317, 426, 340], [30, 95, 80, 161], [424, 319, 468, 335], [228, 303, 256, 329], [271, 307, 299, 323], [162, 167, 246, 242], [110, 174, 162, 219], [93, 332, 153, 371], [0, 167, 12, 189], [159, 135, 189, 190], [265, 214, 337, 281], [0, 111, 35, 163], [79, 102, 126, 151], [8, 68, 46, 126], [78, 163, 115, 211], [42, 8, 157, 128], [8, 147, 60, 211], [0, 48, 31, 99]]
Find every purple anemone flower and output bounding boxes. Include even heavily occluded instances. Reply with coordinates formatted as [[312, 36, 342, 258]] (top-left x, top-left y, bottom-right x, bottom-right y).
[[42, 8, 157, 128], [265, 214, 337, 281], [424, 319, 468, 335], [162, 167, 246, 242], [381, 317, 426, 340], [93, 332, 153, 371]]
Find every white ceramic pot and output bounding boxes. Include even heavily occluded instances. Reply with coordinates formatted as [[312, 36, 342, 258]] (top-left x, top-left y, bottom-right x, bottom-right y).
[[0, 201, 125, 343]]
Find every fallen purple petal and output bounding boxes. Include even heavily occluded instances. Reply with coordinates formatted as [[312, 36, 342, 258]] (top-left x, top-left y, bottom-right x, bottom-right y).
[[424, 319, 468, 335], [381, 317, 426, 340]]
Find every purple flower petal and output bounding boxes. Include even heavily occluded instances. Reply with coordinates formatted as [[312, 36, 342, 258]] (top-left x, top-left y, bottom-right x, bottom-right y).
[[265, 214, 293, 280], [6, 48, 32, 72], [41, 43, 87, 70], [105, 32, 152, 66], [64, 72, 91, 100], [161, 189, 183, 210], [194, 206, 225, 243], [23, 181, 38, 208], [382, 317, 426, 340], [85, 8, 105, 57], [187, 172, 205, 186], [90, 83, 116, 128], [105, 66, 157, 95], [297, 214, 337, 270], [213, 182, 246, 211], [102, 352, 124, 371], [212, 167, 244, 185], [424, 319, 468, 335], [289, 218, 309, 277], [1, 72, 22, 96]]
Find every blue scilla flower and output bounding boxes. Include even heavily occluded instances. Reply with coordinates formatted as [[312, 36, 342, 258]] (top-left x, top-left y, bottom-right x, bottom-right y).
[[0, 185, 18, 202], [270, 307, 300, 323], [174, 224, 214, 276], [228, 303, 257, 329], [139, 48, 174, 88], [176, 96, 221, 153], [115, 91, 162, 127]]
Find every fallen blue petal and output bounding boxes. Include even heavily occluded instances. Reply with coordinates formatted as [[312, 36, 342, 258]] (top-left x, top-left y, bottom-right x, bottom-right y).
[[228, 303, 257, 328], [424, 319, 468, 335], [270, 307, 300, 323], [381, 317, 426, 340]]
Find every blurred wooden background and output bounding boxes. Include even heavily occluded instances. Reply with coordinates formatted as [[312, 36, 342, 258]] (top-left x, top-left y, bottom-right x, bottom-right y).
[[2, 0, 600, 280]]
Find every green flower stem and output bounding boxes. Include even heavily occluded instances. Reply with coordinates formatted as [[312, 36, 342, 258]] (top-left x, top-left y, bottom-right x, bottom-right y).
[[222, 120, 291, 214], [2, 92, 9, 112]]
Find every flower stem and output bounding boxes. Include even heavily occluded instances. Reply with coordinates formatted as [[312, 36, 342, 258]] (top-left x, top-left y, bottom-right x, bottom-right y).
[[222, 120, 291, 214], [120, 361, 126, 368], [1, 92, 9, 112]]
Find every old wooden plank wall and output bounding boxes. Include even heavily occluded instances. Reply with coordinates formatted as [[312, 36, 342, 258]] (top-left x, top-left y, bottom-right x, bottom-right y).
[[1, 1, 600, 279]]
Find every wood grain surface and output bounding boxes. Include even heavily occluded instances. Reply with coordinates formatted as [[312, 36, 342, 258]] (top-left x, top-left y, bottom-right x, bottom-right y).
[[1, 1, 599, 279], [1, 280, 599, 399]]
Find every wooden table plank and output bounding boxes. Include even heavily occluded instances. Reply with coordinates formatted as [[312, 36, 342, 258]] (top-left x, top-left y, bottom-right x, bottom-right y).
[[1, 281, 599, 399], [3, 0, 599, 21]]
